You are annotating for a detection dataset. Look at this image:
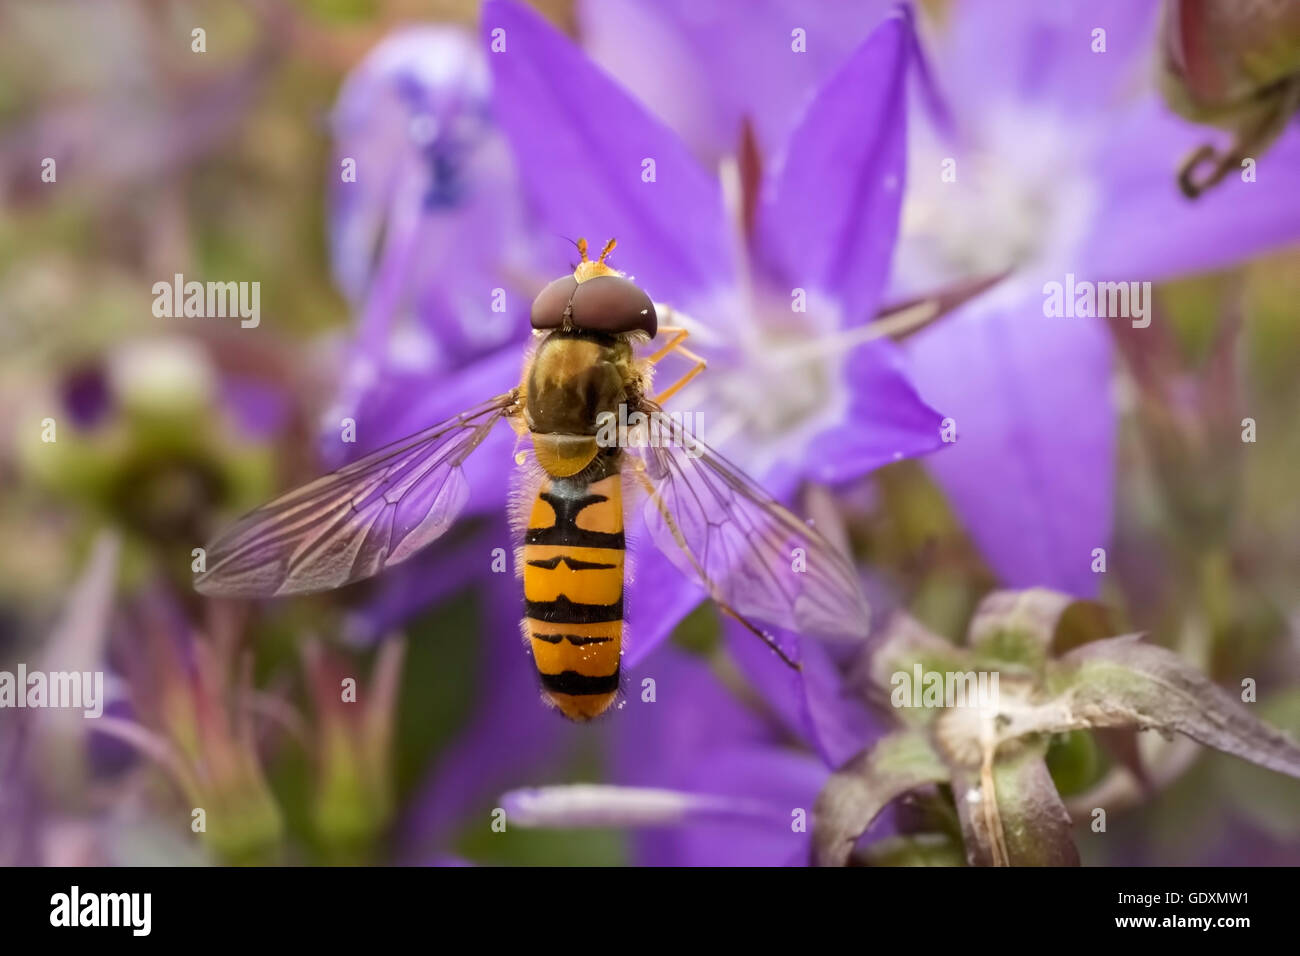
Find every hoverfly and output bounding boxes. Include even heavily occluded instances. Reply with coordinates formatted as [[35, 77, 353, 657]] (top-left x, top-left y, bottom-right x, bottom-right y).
[[195, 239, 871, 720]]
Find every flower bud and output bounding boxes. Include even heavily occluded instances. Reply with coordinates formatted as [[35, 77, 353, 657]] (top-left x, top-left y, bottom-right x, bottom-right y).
[[302, 637, 404, 862], [1159, 0, 1300, 196]]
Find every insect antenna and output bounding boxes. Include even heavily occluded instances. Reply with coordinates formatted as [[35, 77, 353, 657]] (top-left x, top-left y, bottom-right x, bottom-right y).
[[557, 234, 582, 268]]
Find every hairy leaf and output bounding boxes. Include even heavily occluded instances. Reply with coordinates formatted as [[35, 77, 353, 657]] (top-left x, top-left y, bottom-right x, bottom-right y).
[[813, 731, 949, 867], [855, 612, 972, 724], [967, 588, 1115, 674], [1035, 635, 1300, 778], [951, 744, 1080, 867]]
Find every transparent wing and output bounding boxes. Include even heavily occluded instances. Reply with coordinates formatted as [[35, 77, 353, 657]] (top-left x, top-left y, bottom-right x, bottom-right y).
[[627, 404, 871, 642], [195, 391, 519, 597]]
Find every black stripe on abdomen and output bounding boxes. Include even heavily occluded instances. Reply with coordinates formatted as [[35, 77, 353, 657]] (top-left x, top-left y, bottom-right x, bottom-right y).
[[524, 486, 626, 549], [524, 525, 625, 549], [540, 670, 621, 696], [525, 555, 618, 571], [525, 593, 623, 624], [529, 633, 615, 645]]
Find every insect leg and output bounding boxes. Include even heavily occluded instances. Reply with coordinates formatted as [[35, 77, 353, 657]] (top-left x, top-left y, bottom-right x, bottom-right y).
[[653, 346, 706, 405], [646, 326, 690, 365]]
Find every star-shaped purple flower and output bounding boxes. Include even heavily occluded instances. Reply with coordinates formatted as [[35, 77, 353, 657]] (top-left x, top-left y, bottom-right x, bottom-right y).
[[483, 0, 944, 662], [578, 0, 1300, 599]]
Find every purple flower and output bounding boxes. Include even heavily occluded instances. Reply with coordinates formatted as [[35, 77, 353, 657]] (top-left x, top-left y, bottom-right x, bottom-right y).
[[325, 27, 544, 627], [892, 0, 1300, 597], [581, 0, 1300, 599], [362, 5, 948, 861], [325, 25, 534, 466], [483, 0, 944, 663], [577, 0, 888, 168], [500, 634, 885, 866]]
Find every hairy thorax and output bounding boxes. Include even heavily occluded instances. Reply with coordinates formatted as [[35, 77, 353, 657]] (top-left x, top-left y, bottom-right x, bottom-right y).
[[523, 331, 637, 477]]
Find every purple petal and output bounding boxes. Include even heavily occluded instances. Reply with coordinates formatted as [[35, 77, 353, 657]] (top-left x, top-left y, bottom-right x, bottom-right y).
[[400, 557, 579, 854], [673, 745, 827, 866], [804, 340, 945, 486], [482, 0, 733, 312], [614, 641, 781, 865], [330, 26, 533, 408], [942, 0, 1159, 120], [578, 0, 894, 165], [340, 525, 509, 645], [1082, 99, 1300, 280], [905, 301, 1115, 598], [615, 642, 771, 788], [756, 10, 909, 325], [624, 537, 707, 668], [724, 621, 877, 770]]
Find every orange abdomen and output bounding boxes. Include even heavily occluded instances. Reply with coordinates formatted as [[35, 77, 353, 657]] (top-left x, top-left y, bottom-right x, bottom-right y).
[[522, 471, 624, 720]]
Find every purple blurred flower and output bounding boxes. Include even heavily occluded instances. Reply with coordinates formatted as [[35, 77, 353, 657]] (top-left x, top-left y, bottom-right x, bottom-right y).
[[324, 25, 547, 631], [0, 533, 120, 864], [326, 26, 535, 463], [483, 0, 943, 662], [885, 1, 1300, 597], [60, 362, 113, 429], [578, 0, 888, 167], [891, 0, 1300, 597]]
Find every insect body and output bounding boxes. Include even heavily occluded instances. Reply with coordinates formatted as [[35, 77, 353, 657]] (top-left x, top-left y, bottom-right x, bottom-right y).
[[196, 239, 871, 720], [523, 468, 625, 718]]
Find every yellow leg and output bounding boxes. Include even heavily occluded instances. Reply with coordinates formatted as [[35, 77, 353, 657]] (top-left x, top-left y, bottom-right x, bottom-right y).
[[646, 326, 689, 365], [653, 346, 706, 405], [647, 327, 707, 404]]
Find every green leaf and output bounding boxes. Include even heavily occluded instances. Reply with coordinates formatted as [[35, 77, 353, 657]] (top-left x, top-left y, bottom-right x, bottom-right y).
[[966, 588, 1115, 674], [1216, 690, 1300, 838], [856, 832, 965, 867], [1043, 635, 1300, 778], [950, 744, 1080, 867], [1045, 730, 1105, 797], [857, 613, 973, 725], [812, 731, 950, 867]]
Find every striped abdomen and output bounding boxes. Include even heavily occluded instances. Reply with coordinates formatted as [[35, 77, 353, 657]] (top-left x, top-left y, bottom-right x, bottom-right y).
[[522, 470, 624, 720]]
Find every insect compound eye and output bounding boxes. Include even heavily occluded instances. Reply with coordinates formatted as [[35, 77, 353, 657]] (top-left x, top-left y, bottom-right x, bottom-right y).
[[530, 275, 580, 330], [570, 275, 658, 337]]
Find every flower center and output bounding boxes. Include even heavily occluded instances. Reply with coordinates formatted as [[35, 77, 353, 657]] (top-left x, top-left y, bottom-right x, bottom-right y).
[[681, 291, 849, 474], [896, 105, 1099, 293]]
